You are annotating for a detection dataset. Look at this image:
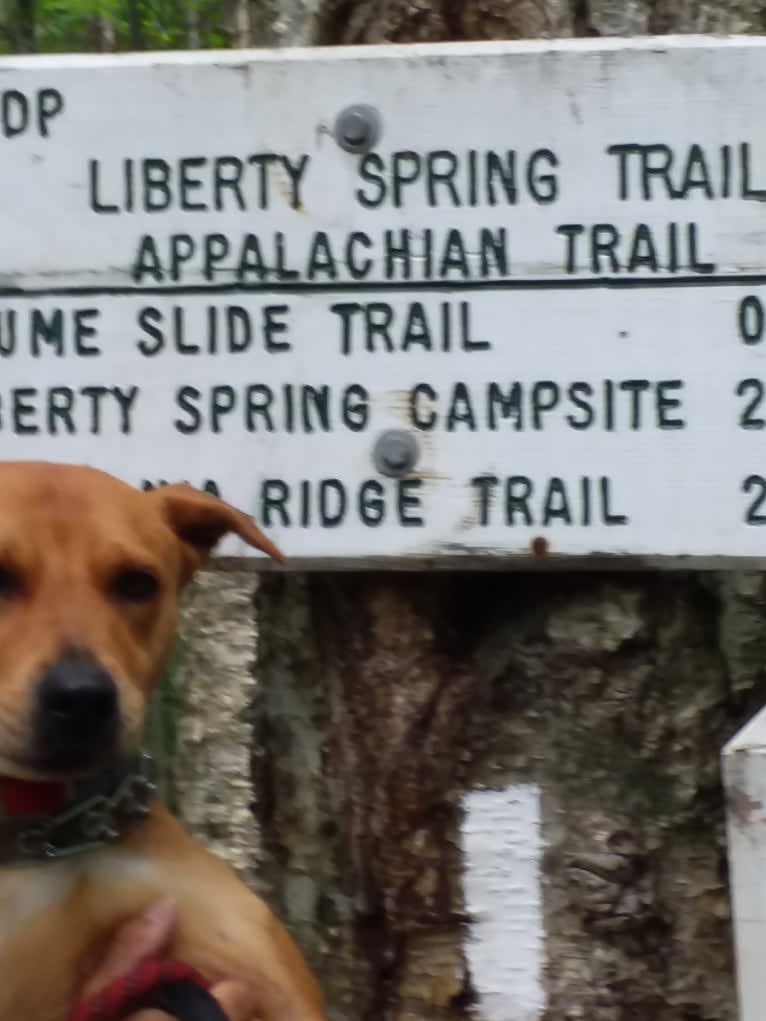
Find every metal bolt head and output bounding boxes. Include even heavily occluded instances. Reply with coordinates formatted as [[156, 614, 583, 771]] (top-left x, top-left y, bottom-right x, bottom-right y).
[[373, 430, 419, 478], [335, 104, 381, 153]]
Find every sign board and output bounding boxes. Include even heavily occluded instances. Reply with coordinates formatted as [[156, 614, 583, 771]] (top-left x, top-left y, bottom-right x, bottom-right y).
[[3, 37, 766, 566]]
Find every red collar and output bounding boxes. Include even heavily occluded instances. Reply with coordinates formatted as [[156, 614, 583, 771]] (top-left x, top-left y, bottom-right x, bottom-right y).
[[0, 777, 72, 817]]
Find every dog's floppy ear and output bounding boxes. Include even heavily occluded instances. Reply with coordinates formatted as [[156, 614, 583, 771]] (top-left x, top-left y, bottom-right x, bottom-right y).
[[149, 483, 284, 582]]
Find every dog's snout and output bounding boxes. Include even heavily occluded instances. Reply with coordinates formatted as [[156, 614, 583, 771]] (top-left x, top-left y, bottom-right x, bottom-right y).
[[36, 653, 118, 738]]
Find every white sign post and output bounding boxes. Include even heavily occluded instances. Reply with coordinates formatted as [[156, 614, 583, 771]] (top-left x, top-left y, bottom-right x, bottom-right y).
[[723, 712, 766, 1021], [2, 37, 766, 566]]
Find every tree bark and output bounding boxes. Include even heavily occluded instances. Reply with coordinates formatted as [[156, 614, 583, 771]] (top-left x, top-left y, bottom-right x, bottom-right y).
[[13, 0, 34, 51]]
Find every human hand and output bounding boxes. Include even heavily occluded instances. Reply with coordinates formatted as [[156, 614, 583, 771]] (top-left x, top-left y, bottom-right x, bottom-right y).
[[80, 899, 259, 1021]]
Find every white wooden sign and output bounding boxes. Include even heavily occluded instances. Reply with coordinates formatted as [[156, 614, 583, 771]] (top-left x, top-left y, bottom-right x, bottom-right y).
[[3, 37, 766, 565]]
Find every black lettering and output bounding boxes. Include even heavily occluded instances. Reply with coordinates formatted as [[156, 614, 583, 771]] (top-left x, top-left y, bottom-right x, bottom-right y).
[[211, 385, 236, 432], [247, 154, 279, 209], [744, 474, 766, 524], [543, 477, 571, 525], [238, 234, 267, 281], [557, 224, 584, 273], [331, 302, 361, 355], [480, 228, 508, 277], [113, 385, 138, 434], [737, 378, 765, 429], [602, 477, 628, 525], [656, 380, 684, 429], [320, 479, 346, 527], [506, 476, 533, 525], [532, 381, 559, 429], [642, 144, 676, 200], [132, 235, 164, 283], [179, 157, 206, 211], [527, 149, 558, 203], [38, 88, 64, 137], [13, 388, 38, 434], [137, 306, 164, 356], [143, 159, 172, 212], [739, 296, 765, 345], [80, 386, 108, 433], [0, 310, 15, 356], [30, 309, 63, 356], [226, 307, 251, 353], [213, 157, 245, 211], [170, 234, 195, 282], [742, 142, 766, 202], [447, 382, 476, 430], [347, 232, 373, 279], [410, 383, 437, 430], [592, 224, 620, 273], [471, 474, 498, 526], [606, 143, 637, 200], [262, 480, 290, 527], [356, 154, 386, 209], [88, 160, 119, 214], [74, 309, 100, 356], [688, 223, 715, 274], [427, 151, 460, 206], [342, 385, 369, 431], [204, 234, 229, 280], [301, 387, 330, 433], [619, 379, 649, 428], [397, 479, 424, 526], [307, 232, 337, 279], [680, 144, 713, 199], [359, 480, 385, 525], [1, 90, 28, 138], [566, 382, 594, 429], [366, 303, 394, 352], [487, 382, 521, 430], [174, 386, 202, 434], [384, 230, 411, 279], [486, 152, 516, 205], [627, 224, 658, 272], [282, 154, 309, 210], [245, 385, 274, 431], [392, 151, 421, 207], [47, 387, 75, 435], [263, 304, 290, 352], [439, 229, 470, 278], [402, 302, 431, 351]]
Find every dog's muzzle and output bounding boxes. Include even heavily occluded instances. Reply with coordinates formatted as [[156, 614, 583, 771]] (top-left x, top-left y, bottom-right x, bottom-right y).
[[31, 650, 120, 771]]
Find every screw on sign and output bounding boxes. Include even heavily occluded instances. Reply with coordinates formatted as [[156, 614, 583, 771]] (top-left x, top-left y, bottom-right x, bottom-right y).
[[334, 105, 382, 153], [374, 430, 419, 478]]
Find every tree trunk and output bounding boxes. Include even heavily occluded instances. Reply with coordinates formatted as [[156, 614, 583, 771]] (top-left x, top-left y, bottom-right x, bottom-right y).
[[13, 0, 34, 51]]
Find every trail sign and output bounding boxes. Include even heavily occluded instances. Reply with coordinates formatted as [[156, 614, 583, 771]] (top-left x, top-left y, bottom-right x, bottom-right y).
[[3, 37, 766, 566]]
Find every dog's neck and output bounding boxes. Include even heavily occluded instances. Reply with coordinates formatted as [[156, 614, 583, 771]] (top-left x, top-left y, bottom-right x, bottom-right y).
[[0, 752, 156, 865]]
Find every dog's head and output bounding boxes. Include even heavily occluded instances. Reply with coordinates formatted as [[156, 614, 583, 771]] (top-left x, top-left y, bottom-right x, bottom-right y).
[[0, 461, 282, 779]]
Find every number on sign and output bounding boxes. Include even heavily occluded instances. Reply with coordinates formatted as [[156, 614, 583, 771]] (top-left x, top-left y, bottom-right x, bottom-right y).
[[743, 475, 766, 524], [738, 296, 765, 345], [736, 379, 766, 429]]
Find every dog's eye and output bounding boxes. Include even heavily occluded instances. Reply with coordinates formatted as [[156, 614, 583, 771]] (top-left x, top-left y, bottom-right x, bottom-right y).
[[110, 568, 160, 604], [0, 567, 19, 599]]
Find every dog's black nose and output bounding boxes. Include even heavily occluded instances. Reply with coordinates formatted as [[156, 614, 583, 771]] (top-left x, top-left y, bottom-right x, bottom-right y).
[[36, 653, 118, 740]]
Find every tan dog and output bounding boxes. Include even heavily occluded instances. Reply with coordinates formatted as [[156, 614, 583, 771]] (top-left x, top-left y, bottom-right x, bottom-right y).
[[0, 461, 324, 1021]]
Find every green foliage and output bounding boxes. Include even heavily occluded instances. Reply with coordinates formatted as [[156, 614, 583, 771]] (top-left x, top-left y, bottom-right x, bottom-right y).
[[1, 0, 231, 54]]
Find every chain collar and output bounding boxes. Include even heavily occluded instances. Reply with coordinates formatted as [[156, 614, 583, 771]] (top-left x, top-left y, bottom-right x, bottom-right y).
[[2, 752, 156, 865]]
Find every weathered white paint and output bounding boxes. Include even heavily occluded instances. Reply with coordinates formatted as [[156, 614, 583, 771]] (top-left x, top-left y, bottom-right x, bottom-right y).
[[723, 708, 766, 1021], [3, 38, 766, 565], [461, 785, 545, 1021]]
